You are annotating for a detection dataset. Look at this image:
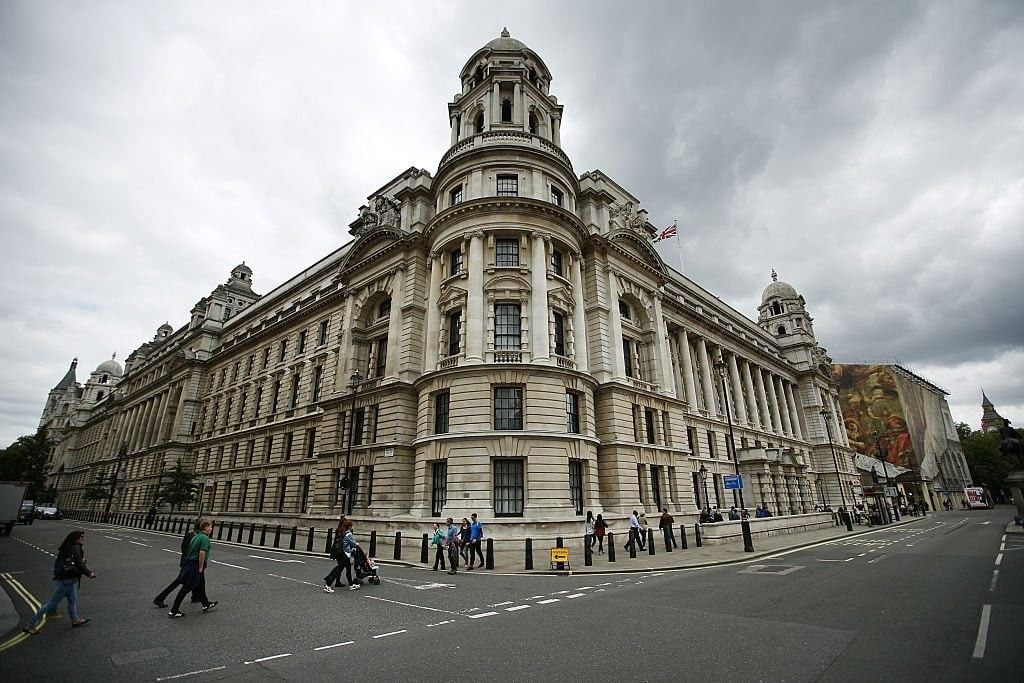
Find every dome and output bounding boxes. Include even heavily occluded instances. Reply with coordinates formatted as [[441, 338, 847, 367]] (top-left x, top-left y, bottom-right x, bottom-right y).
[[484, 28, 528, 53], [95, 354, 123, 377], [233, 262, 252, 275], [761, 269, 798, 302]]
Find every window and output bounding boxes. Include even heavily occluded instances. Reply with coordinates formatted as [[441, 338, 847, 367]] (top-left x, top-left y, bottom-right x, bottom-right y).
[[447, 311, 462, 355], [619, 301, 631, 320], [569, 460, 584, 515], [344, 467, 359, 515], [707, 430, 716, 458], [290, 372, 301, 409], [297, 330, 307, 354], [221, 481, 232, 511], [283, 432, 294, 460], [223, 307, 232, 321], [262, 348, 270, 369], [366, 466, 374, 506], [431, 460, 447, 517], [246, 439, 256, 466], [299, 475, 311, 513], [352, 408, 365, 446], [496, 238, 519, 266], [270, 380, 280, 413], [231, 362, 239, 382], [230, 443, 239, 468], [374, 338, 388, 378], [494, 303, 521, 350], [566, 391, 581, 434], [224, 397, 232, 426], [553, 311, 566, 356], [494, 386, 523, 430], [276, 477, 287, 513], [501, 98, 512, 122], [645, 408, 656, 444], [623, 338, 635, 378], [550, 186, 564, 207], [449, 185, 463, 206], [246, 354, 255, 375], [550, 249, 563, 276], [494, 459, 524, 517], [435, 391, 450, 434], [311, 366, 323, 403], [378, 299, 391, 320], [449, 248, 463, 276], [306, 428, 316, 459], [370, 405, 379, 443], [496, 174, 518, 197], [254, 387, 263, 418], [239, 480, 249, 512], [474, 111, 484, 134], [257, 479, 267, 512], [318, 319, 330, 346], [278, 340, 287, 363], [263, 436, 273, 464], [238, 391, 248, 422]]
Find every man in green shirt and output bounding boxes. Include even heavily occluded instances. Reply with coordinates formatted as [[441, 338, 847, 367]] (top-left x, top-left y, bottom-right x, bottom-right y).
[[169, 520, 217, 617]]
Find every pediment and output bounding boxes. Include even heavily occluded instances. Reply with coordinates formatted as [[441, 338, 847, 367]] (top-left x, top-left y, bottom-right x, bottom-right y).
[[484, 273, 531, 292], [608, 229, 666, 273], [339, 226, 404, 273]]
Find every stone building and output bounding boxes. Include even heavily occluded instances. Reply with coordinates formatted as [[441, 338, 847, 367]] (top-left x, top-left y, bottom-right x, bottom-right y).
[[42, 30, 859, 536]]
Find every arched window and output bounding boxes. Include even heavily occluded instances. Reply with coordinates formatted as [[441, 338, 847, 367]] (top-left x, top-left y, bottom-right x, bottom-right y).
[[97, 391, 105, 401], [777, 325, 787, 336], [475, 111, 484, 134], [528, 68, 538, 87], [528, 111, 539, 135], [770, 301, 783, 316], [501, 98, 512, 123], [474, 65, 484, 85]]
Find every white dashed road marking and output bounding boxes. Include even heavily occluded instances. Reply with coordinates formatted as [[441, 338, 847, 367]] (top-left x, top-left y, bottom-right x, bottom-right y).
[[372, 630, 407, 639], [538, 599, 559, 605], [314, 641, 353, 651], [972, 605, 992, 659], [468, 611, 498, 619], [506, 605, 529, 612], [155, 665, 227, 680], [211, 560, 249, 571], [246, 653, 291, 664]]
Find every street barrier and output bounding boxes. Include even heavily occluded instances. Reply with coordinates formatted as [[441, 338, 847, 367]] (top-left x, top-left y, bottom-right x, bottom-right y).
[[369, 530, 377, 557], [306, 527, 314, 552], [393, 531, 402, 560], [259, 524, 267, 546], [584, 534, 593, 566], [247, 524, 255, 545], [525, 538, 533, 570], [695, 523, 702, 547], [236, 523, 244, 543], [680, 524, 688, 550], [664, 527, 673, 553], [420, 533, 429, 564], [216, 523, 224, 540], [485, 538, 494, 570], [648, 528, 655, 555], [289, 526, 297, 550], [607, 532, 616, 562], [324, 528, 334, 554], [628, 533, 637, 558], [273, 524, 282, 548]]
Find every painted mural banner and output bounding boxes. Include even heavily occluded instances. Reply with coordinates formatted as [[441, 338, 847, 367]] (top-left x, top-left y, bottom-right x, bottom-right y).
[[833, 364, 914, 468]]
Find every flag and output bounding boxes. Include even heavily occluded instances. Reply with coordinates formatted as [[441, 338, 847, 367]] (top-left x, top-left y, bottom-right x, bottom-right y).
[[653, 221, 677, 243]]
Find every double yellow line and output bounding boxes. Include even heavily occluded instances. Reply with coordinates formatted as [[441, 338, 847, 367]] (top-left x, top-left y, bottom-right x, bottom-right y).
[[0, 572, 43, 653]]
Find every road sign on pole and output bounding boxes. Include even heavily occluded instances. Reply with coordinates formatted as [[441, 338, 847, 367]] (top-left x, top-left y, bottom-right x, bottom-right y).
[[724, 474, 743, 490]]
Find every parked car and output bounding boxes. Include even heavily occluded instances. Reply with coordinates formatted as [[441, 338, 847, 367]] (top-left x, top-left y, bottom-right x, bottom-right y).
[[34, 506, 62, 520], [18, 500, 35, 524]]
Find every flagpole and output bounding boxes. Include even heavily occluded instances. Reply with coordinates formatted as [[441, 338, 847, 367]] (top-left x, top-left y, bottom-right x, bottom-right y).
[[674, 220, 684, 275]]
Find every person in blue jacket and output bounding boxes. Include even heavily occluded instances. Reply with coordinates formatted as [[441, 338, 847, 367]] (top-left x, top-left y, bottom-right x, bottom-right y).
[[467, 513, 485, 569]]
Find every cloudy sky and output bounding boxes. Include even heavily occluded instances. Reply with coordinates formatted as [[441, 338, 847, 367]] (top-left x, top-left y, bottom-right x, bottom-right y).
[[1, 0, 1022, 447]]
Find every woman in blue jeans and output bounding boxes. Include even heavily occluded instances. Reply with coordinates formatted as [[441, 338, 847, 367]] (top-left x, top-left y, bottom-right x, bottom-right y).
[[23, 530, 96, 634]]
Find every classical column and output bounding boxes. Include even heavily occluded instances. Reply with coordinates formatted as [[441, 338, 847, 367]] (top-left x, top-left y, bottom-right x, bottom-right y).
[[492, 81, 500, 124], [765, 370, 783, 434], [728, 353, 747, 424], [512, 82, 521, 124], [679, 331, 697, 409], [606, 267, 626, 378], [669, 335, 684, 398], [775, 376, 793, 436], [753, 366, 772, 433], [530, 234, 550, 362], [570, 253, 588, 371], [450, 114, 458, 146], [652, 293, 674, 396], [830, 394, 850, 447], [424, 252, 441, 371], [147, 391, 168, 446], [386, 265, 405, 376], [784, 382, 803, 439], [552, 115, 561, 146], [466, 232, 485, 362], [741, 360, 761, 429], [696, 338, 716, 415]]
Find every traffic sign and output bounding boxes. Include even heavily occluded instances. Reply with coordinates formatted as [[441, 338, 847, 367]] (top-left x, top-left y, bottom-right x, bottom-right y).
[[724, 474, 743, 490], [885, 486, 898, 497]]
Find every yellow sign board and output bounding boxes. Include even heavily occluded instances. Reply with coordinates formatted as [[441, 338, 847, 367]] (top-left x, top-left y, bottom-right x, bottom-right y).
[[550, 547, 569, 564]]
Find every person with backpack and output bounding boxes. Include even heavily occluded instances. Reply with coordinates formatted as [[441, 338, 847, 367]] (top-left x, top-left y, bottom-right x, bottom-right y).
[[23, 530, 96, 634], [444, 517, 460, 575], [431, 522, 446, 571], [154, 521, 211, 609], [323, 518, 348, 591], [340, 519, 360, 590], [467, 513, 485, 570], [168, 520, 217, 617], [458, 518, 471, 565], [593, 514, 608, 554]]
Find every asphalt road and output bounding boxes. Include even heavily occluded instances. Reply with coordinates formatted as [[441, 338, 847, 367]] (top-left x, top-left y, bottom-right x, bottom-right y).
[[0, 509, 1018, 681]]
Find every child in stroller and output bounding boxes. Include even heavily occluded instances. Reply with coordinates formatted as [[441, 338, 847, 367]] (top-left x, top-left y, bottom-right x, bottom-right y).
[[351, 545, 380, 585]]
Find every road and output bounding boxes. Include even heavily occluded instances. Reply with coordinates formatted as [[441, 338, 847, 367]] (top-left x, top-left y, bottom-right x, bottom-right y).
[[0, 508, 1018, 681]]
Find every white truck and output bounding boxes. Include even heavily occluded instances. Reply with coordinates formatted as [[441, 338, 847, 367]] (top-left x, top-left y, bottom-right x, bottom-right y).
[[1, 481, 30, 536]]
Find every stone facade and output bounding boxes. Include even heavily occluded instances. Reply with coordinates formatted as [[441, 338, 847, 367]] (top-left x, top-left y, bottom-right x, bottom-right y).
[[40, 31, 859, 537]]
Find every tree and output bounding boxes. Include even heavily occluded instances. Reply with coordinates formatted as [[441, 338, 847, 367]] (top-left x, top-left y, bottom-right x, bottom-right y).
[[156, 462, 198, 511], [957, 422, 1013, 494], [81, 472, 115, 505], [0, 429, 52, 499]]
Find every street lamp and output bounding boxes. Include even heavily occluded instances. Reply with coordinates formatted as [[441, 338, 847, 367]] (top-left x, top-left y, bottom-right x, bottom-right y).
[[714, 355, 753, 552], [820, 409, 852, 531], [340, 371, 362, 516], [699, 464, 709, 519], [103, 443, 128, 523], [872, 431, 900, 522], [53, 464, 65, 507]]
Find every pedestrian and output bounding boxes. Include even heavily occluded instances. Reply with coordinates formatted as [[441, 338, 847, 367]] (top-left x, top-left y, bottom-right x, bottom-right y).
[[712, 507, 724, 523], [625, 510, 641, 552], [659, 508, 676, 549], [168, 520, 218, 617], [154, 521, 208, 608], [637, 511, 649, 549], [467, 513, 485, 569], [145, 505, 157, 529], [323, 518, 349, 592], [594, 514, 608, 554], [431, 522, 446, 571], [458, 517, 471, 564], [445, 517, 460, 574], [728, 506, 740, 520], [584, 511, 596, 553], [22, 530, 96, 634], [340, 519, 360, 590]]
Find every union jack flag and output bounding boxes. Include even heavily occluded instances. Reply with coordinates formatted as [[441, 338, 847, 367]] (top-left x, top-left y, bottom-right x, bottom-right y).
[[653, 221, 677, 243]]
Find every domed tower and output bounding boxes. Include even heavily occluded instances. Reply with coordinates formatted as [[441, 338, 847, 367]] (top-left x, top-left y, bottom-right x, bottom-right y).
[[84, 353, 123, 403], [758, 269, 815, 343]]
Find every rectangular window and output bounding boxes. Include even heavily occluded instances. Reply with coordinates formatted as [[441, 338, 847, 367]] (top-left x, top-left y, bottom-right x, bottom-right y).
[[431, 460, 447, 517], [550, 186, 564, 207], [278, 339, 287, 363], [246, 354, 255, 376], [565, 391, 580, 434], [311, 366, 323, 403], [366, 466, 374, 506], [378, 299, 391, 320], [246, 439, 256, 466], [345, 467, 359, 515], [257, 479, 267, 512], [238, 391, 248, 423], [370, 405, 379, 443], [299, 475, 311, 513], [494, 459, 525, 517], [222, 481, 232, 511], [283, 432, 294, 460], [352, 408, 365, 446], [494, 386, 523, 430], [276, 477, 287, 513], [687, 426, 698, 456], [290, 372, 301, 409], [231, 362, 239, 382], [623, 338, 634, 378], [553, 311, 566, 356], [449, 184, 463, 206], [306, 428, 316, 459], [374, 337, 388, 378], [270, 380, 280, 413], [263, 436, 273, 463], [230, 443, 239, 468], [297, 330, 307, 354], [318, 319, 330, 346], [495, 238, 519, 266], [254, 387, 263, 418], [569, 459, 583, 515], [239, 480, 249, 512], [707, 430, 716, 458], [262, 348, 270, 369], [495, 174, 518, 197], [645, 408, 656, 444], [494, 303, 521, 350], [447, 311, 462, 355], [449, 248, 463, 276], [434, 391, 450, 434], [550, 249, 563, 276], [224, 397, 233, 426]]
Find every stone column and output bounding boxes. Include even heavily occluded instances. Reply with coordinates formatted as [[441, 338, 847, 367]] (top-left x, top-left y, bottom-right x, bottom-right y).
[[133, 401, 152, 451], [606, 267, 626, 378], [552, 115, 561, 146], [696, 338, 716, 415], [571, 253, 588, 371], [530, 234, 550, 362], [513, 82, 521, 124], [775, 376, 793, 436], [450, 114, 458, 146], [831, 393, 850, 446], [728, 353, 747, 424], [679, 331, 697, 409], [753, 366, 772, 433], [766, 371, 783, 435], [652, 293, 674, 396], [466, 232, 485, 362], [784, 382, 803, 438], [424, 252, 442, 371], [741, 360, 761, 429], [492, 81, 500, 124], [386, 265, 405, 377], [669, 335, 684, 398]]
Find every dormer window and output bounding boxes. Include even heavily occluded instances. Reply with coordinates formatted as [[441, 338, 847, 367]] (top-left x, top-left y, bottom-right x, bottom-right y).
[[474, 65, 484, 84], [501, 98, 512, 123], [528, 67, 538, 87], [777, 325, 787, 336], [224, 307, 232, 321], [101, 374, 108, 384], [528, 112, 539, 135]]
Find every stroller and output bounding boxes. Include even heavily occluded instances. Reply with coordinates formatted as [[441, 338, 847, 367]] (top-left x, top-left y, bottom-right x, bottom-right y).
[[352, 545, 380, 585]]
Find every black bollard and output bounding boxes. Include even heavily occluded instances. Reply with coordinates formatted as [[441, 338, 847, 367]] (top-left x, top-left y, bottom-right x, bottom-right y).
[[844, 510, 854, 532], [273, 524, 281, 548], [306, 527, 314, 552], [679, 524, 688, 550], [236, 523, 244, 544], [485, 538, 494, 570], [247, 523, 255, 545], [695, 523, 702, 548], [664, 527, 673, 553], [369, 530, 377, 557], [740, 519, 755, 552], [556, 535, 563, 548], [324, 528, 334, 554], [217, 522, 224, 540], [393, 531, 402, 560], [525, 538, 533, 570], [584, 534, 593, 566], [289, 526, 297, 550], [420, 533, 429, 564], [158, 516, 165, 531], [629, 532, 637, 559], [608, 532, 616, 562], [648, 528, 656, 556], [259, 524, 267, 546]]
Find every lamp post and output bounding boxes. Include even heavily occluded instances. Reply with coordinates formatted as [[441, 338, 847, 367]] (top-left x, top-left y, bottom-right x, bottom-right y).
[[340, 371, 362, 516], [820, 409, 852, 531], [699, 464, 709, 518], [53, 464, 65, 507], [871, 465, 884, 525], [873, 431, 900, 522], [103, 443, 127, 523], [715, 355, 753, 552]]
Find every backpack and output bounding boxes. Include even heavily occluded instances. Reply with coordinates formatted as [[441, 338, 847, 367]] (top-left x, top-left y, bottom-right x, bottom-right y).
[[329, 537, 344, 560]]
